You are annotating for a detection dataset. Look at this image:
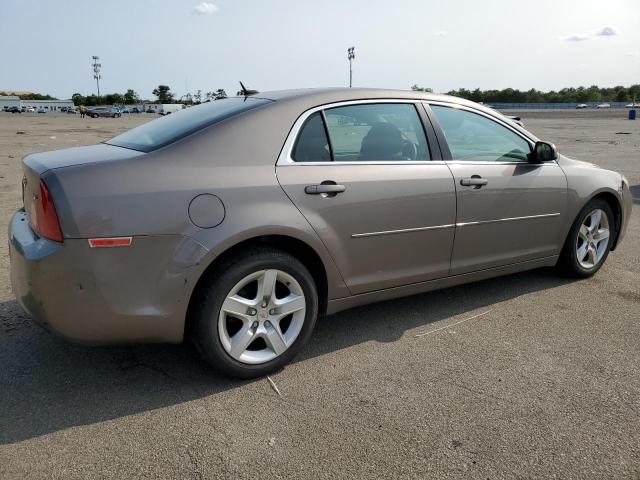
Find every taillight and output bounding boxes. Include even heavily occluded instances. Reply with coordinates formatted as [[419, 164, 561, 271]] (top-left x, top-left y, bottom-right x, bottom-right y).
[[29, 179, 63, 242]]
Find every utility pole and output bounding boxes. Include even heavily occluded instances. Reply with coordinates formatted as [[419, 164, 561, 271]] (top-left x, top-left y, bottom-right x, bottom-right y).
[[347, 47, 355, 88], [92, 56, 102, 103]]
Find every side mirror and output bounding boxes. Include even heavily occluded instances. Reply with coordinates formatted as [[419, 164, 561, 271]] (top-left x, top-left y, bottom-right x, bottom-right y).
[[531, 141, 558, 163]]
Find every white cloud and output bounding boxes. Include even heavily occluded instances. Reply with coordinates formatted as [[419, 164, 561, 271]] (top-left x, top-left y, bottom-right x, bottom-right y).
[[594, 26, 618, 37], [560, 25, 619, 42], [561, 33, 589, 42], [193, 2, 218, 15], [434, 30, 448, 37]]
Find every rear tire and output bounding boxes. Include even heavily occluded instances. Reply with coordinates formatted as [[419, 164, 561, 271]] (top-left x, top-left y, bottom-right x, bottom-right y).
[[192, 248, 318, 378], [557, 198, 614, 278]]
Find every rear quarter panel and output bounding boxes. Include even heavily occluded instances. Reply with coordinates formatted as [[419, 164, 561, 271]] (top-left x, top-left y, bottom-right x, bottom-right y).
[[46, 102, 350, 301]]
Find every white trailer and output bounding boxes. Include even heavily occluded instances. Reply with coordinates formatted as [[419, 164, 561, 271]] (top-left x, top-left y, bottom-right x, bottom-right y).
[[157, 104, 185, 115]]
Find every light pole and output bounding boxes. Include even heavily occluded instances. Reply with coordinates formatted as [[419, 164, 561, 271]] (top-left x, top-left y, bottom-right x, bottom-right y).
[[92, 56, 102, 103], [347, 47, 355, 88]]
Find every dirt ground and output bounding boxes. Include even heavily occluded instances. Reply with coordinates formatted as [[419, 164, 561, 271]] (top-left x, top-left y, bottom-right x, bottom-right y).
[[0, 109, 638, 479]]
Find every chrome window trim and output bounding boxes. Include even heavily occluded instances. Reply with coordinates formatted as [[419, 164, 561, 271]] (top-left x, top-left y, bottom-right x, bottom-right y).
[[445, 160, 561, 167], [278, 160, 448, 166], [456, 212, 561, 227], [425, 100, 559, 166], [276, 99, 438, 166]]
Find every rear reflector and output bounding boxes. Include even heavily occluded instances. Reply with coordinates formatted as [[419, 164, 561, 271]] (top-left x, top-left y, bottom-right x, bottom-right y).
[[88, 237, 133, 248]]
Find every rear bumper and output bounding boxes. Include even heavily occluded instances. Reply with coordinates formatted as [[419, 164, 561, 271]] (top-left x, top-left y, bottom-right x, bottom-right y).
[[9, 210, 209, 344]]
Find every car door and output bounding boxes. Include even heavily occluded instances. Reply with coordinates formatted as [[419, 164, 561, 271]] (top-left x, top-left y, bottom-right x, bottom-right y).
[[276, 101, 457, 295], [426, 103, 568, 275]]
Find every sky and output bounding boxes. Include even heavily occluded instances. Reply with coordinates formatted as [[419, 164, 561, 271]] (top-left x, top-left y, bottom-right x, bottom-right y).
[[1, 0, 639, 100]]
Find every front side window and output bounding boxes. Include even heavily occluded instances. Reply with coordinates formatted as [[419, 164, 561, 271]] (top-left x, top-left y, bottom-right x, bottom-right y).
[[431, 105, 531, 162], [291, 103, 430, 162]]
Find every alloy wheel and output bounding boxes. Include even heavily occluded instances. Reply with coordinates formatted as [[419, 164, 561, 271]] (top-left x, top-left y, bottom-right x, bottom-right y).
[[576, 208, 610, 269], [218, 269, 306, 364]]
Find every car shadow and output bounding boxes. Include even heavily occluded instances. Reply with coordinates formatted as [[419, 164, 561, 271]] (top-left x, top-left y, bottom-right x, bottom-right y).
[[0, 267, 572, 444]]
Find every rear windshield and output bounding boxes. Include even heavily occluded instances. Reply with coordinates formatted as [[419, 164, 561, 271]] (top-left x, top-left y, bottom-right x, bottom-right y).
[[106, 97, 271, 152]]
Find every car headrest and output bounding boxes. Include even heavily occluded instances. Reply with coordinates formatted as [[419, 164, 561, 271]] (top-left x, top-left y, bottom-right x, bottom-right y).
[[359, 123, 404, 161]]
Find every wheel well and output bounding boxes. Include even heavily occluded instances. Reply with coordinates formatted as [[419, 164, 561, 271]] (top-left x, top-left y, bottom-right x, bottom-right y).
[[592, 191, 622, 250], [184, 235, 328, 337]]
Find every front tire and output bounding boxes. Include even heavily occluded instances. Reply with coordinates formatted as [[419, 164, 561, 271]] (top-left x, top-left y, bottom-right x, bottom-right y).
[[192, 248, 319, 378], [558, 198, 614, 278]]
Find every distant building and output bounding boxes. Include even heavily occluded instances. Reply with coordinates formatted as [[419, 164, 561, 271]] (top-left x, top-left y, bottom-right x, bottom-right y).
[[1, 95, 74, 111], [0, 96, 20, 109]]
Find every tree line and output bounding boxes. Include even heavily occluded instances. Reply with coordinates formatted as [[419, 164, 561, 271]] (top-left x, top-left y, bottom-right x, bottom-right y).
[[69, 85, 228, 106], [6, 84, 640, 106], [411, 84, 640, 103], [0, 92, 57, 100]]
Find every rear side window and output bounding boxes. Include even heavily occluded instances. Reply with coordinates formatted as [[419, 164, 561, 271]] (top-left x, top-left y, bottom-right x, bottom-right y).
[[107, 97, 270, 152], [326, 103, 429, 161], [291, 103, 430, 162], [431, 105, 531, 162], [291, 112, 330, 162]]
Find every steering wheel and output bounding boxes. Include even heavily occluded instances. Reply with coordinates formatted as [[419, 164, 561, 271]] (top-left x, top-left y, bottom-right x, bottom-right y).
[[400, 140, 418, 160]]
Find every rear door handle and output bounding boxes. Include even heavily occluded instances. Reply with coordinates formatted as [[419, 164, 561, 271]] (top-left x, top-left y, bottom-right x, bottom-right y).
[[460, 176, 488, 189], [305, 184, 346, 195]]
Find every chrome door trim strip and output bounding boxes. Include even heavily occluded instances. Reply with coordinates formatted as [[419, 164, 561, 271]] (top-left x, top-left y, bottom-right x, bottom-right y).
[[456, 212, 561, 227], [352, 223, 455, 238], [352, 213, 560, 238]]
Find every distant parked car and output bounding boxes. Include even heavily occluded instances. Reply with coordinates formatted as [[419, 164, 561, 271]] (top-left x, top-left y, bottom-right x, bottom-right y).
[[131, 107, 142, 113], [121, 107, 130, 113], [7, 106, 22, 113], [596, 103, 611, 109], [576, 104, 588, 109], [37, 107, 46, 113], [624, 103, 639, 108], [26, 107, 35, 113], [87, 107, 122, 118], [506, 115, 524, 127], [66, 107, 77, 114]]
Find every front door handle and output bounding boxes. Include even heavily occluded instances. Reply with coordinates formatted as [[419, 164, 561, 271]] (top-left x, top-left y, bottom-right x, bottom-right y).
[[460, 176, 488, 189], [305, 184, 346, 195]]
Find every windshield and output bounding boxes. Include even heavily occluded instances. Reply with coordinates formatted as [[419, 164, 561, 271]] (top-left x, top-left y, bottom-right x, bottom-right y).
[[106, 97, 271, 152]]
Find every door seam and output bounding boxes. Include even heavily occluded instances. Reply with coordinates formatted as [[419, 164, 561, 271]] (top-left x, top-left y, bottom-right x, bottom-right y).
[[273, 165, 353, 296]]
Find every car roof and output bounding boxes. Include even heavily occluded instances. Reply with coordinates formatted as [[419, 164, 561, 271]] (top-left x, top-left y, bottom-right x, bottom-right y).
[[248, 87, 532, 138], [253, 87, 465, 105]]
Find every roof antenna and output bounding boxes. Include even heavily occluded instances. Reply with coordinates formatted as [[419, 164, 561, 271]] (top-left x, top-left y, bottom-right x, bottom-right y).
[[238, 81, 259, 97]]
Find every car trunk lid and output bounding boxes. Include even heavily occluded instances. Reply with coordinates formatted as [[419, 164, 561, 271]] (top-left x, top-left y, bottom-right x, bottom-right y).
[[23, 143, 144, 175], [21, 144, 144, 238]]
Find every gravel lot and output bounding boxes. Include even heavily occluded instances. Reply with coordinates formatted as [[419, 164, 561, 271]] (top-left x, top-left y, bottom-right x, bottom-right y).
[[0, 110, 638, 479]]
